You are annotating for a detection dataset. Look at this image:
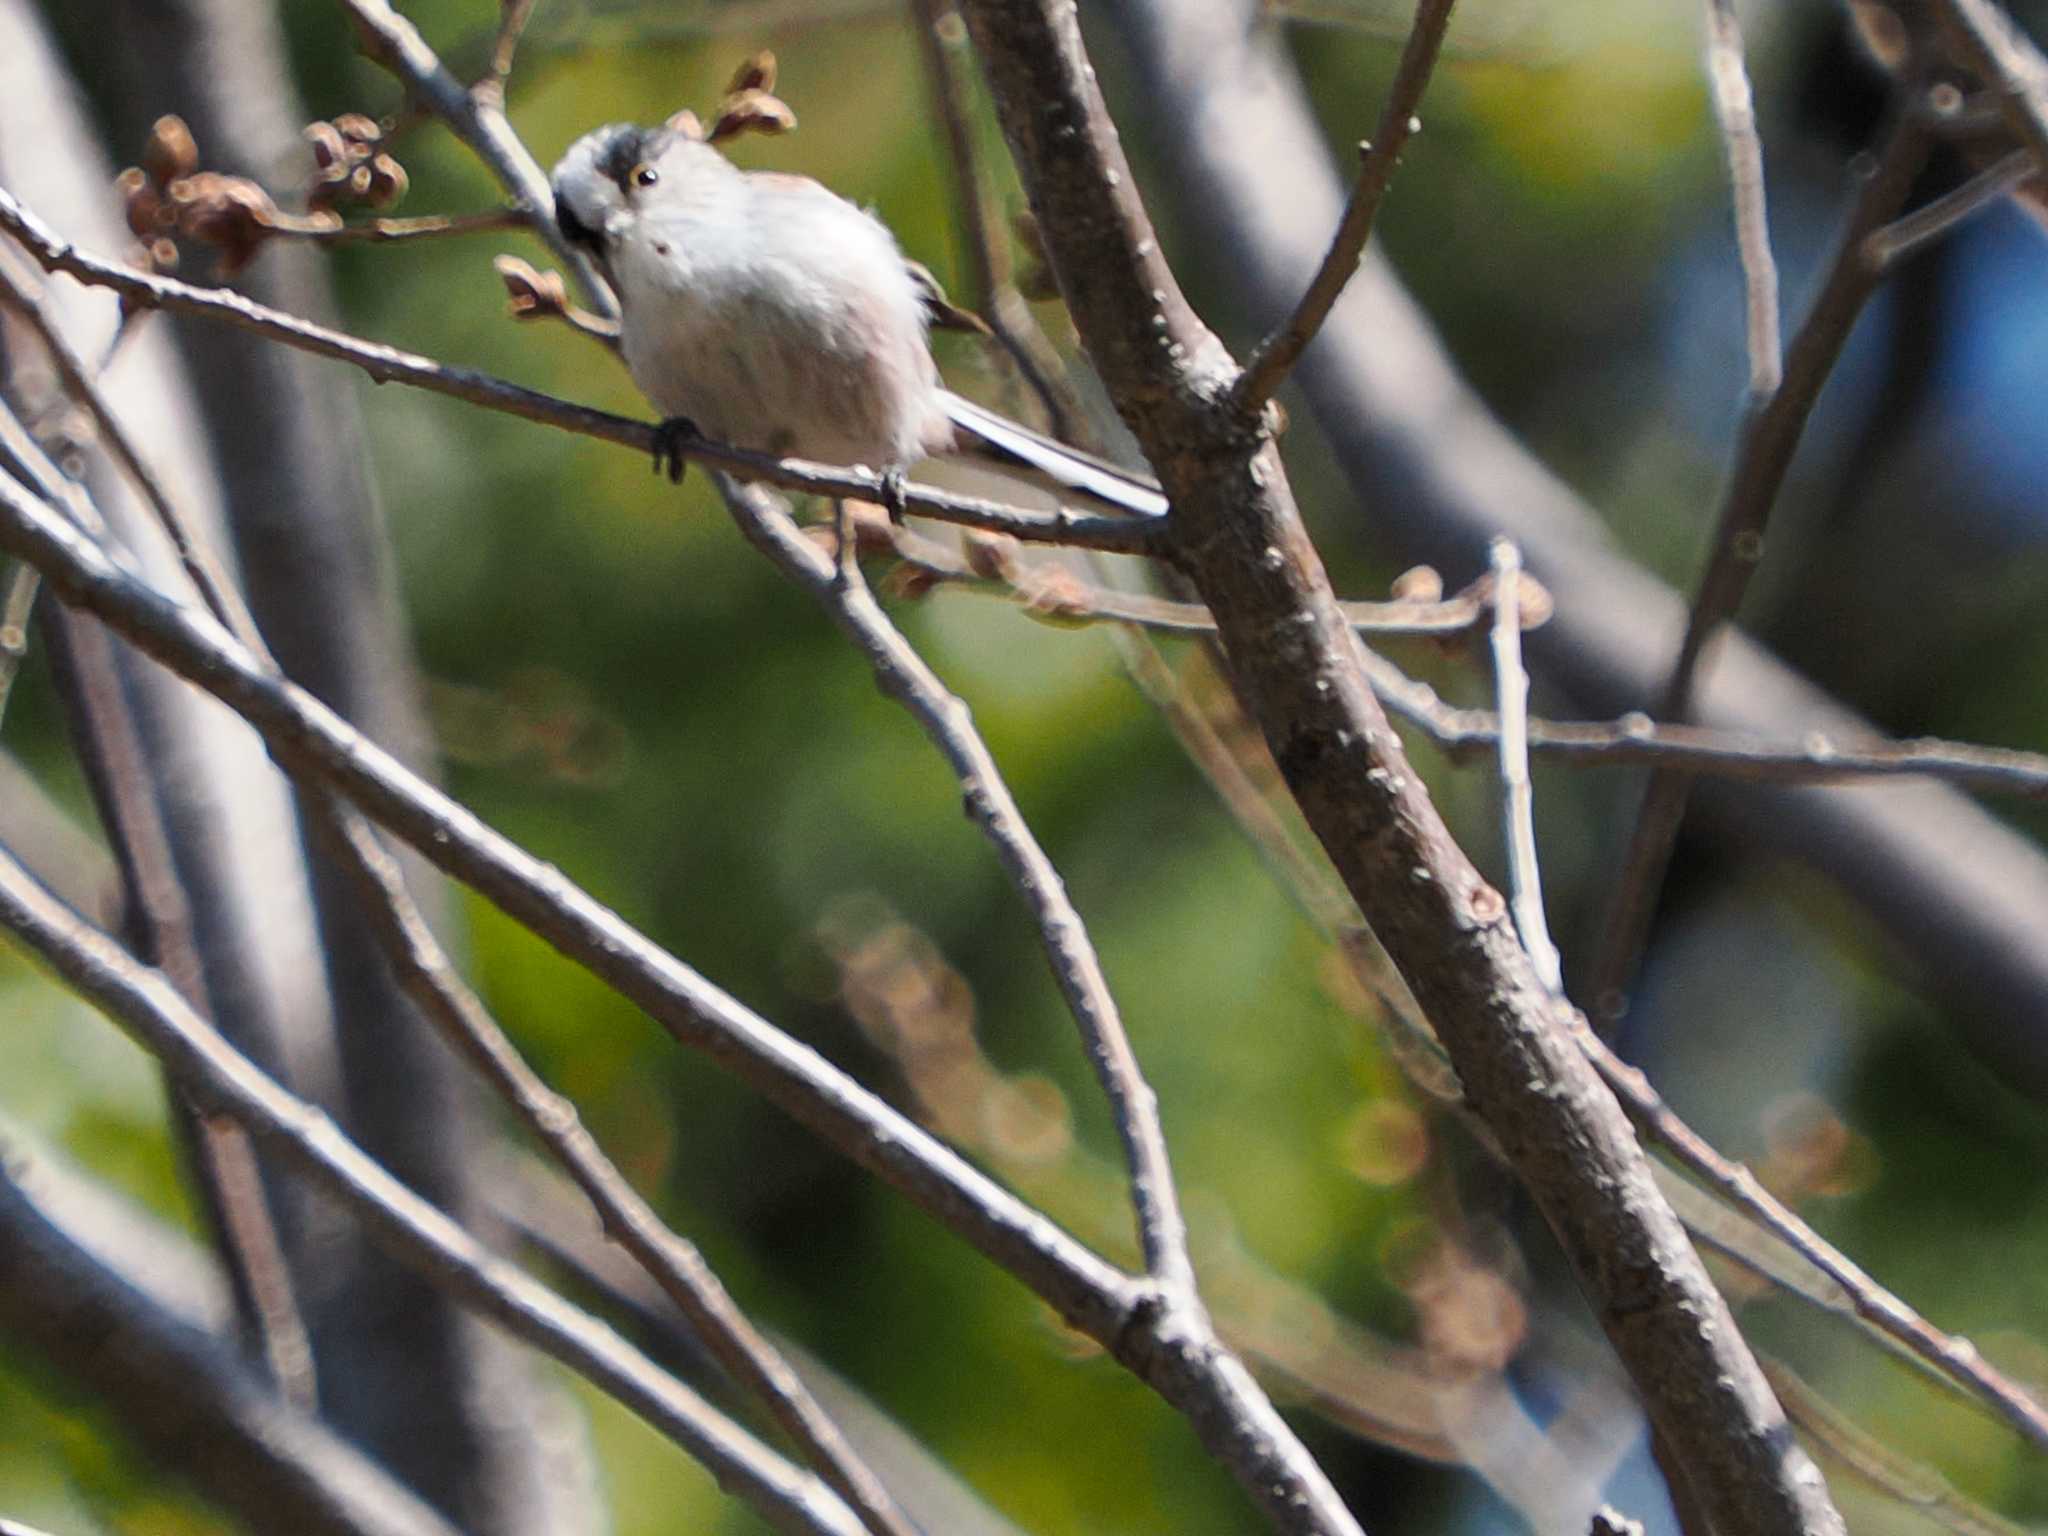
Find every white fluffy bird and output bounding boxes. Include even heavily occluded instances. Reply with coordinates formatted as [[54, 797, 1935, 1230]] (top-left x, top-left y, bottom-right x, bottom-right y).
[[549, 121, 1166, 516]]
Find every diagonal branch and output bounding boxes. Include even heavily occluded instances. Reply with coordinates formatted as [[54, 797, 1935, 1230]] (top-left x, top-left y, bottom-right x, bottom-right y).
[[0, 838, 869, 1536], [1703, 0, 1782, 399], [958, 2, 1844, 1531], [1589, 105, 1931, 1018], [723, 482, 1192, 1292], [1233, 0, 1457, 415], [308, 801, 922, 1536], [1486, 539, 1561, 995]]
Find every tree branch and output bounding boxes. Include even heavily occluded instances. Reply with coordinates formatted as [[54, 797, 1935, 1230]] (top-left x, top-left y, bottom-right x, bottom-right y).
[[0, 1134, 463, 1536], [0, 183, 1153, 556], [1233, 0, 1457, 414], [0, 839, 870, 1536], [958, 3, 1842, 1531], [1590, 104, 1931, 1017], [724, 481, 1192, 1291]]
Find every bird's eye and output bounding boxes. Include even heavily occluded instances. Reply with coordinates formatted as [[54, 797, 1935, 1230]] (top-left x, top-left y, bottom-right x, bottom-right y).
[[632, 163, 659, 189]]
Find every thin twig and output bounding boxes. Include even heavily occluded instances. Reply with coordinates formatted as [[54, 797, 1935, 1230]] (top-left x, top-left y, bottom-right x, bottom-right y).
[[1233, 0, 1458, 414], [1867, 147, 2037, 266], [1763, 1359, 2035, 1536], [1575, 1019, 2048, 1449], [307, 800, 923, 1536], [1487, 539, 1560, 994], [0, 840, 868, 1536], [1590, 105, 1932, 1019], [0, 186, 1156, 555], [291, 207, 530, 246], [335, 0, 610, 311], [481, 0, 540, 100], [1931, 0, 2048, 172], [0, 460, 1143, 1340], [1703, 0, 1781, 398], [0, 251, 258, 641], [896, 526, 2048, 798], [890, 521, 1533, 636], [908, 0, 1080, 439], [726, 481, 1194, 1294]]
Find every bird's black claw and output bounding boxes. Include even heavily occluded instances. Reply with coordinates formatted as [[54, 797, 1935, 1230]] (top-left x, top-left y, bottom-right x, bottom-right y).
[[651, 417, 698, 486], [878, 466, 909, 526]]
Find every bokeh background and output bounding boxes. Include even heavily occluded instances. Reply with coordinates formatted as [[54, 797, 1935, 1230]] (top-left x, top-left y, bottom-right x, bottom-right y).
[[3, 1, 2048, 1532]]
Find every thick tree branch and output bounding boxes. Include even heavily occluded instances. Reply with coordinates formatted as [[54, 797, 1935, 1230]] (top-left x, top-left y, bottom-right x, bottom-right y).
[[959, 4, 1841, 1532], [1102, 0, 2048, 1096]]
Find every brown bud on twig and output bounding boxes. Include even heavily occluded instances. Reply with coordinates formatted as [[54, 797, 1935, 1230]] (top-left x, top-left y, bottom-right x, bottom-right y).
[[727, 49, 777, 95], [143, 115, 199, 187], [167, 172, 284, 272], [365, 154, 409, 210], [305, 120, 349, 173], [117, 167, 166, 241], [665, 109, 707, 141], [495, 255, 571, 321], [333, 113, 384, 147], [707, 88, 797, 144], [1389, 564, 1443, 603]]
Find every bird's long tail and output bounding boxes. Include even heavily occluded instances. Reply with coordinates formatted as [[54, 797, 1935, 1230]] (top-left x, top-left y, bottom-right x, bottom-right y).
[[937, 390, 1168, 519]]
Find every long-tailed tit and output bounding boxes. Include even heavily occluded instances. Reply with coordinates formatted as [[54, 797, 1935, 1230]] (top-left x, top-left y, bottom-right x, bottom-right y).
[[549, 122, 1166, 517]]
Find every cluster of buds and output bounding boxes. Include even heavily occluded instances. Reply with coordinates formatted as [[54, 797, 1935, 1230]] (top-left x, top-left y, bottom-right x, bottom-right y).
[[665, 51, 798, 146], [304, 113, 408, 214], [115, 111, 410, 275]]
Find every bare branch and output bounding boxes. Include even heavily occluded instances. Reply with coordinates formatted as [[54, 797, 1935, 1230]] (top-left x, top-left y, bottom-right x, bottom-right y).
[[334, 0, 608, 309], [892, 528, 2048, 796], [0, 838, 870, 1536], [0, 458, 1142, 1337], [286, 206, 530, 246], [959, 2, 1843, 1530], [1867, 147, 2037, 266], [0, 1138, 463, 1536], [1487, 540, 1560, 995], [0, 184, 1154, 556], [308, 801, 922, 1536], [1234, 0, 1457, 414], [1590, 105, 1932, 1018], [481, 0, 540, 100], [1576, 1022, 2048, 1449], [0, 252, 256, 642], [726, 483, 1192, 1292], [1764, 1359, 2035, 1536], [1931, 0, 2048, 171], [1703, 0, 1781, 397], [908, 0, 1080, 439]]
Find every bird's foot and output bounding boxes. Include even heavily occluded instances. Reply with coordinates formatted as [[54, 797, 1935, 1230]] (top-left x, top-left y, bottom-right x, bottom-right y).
[[651, 417, 700, 485], [878, 466, 910, 526]]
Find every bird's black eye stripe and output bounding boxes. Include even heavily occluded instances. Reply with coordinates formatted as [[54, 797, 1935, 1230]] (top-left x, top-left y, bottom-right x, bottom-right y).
[[555, 192, 600, 250]]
